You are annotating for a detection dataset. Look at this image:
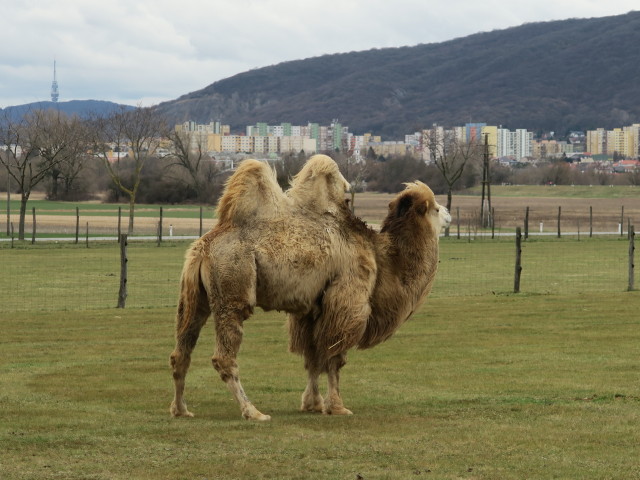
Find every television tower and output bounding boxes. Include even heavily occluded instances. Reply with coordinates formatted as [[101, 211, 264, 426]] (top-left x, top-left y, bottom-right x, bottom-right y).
[[51, 60, 59, 102]]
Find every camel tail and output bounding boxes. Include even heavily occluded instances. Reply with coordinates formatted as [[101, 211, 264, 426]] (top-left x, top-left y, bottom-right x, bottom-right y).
[[176, 241, 210, 337]]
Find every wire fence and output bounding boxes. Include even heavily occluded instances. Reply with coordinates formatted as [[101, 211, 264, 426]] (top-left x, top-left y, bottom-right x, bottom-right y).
[[0, 232, 636, 313]]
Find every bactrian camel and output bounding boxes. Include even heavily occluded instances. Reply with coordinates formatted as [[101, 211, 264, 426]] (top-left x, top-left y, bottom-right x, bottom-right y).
[[169, 154, 451, 420]]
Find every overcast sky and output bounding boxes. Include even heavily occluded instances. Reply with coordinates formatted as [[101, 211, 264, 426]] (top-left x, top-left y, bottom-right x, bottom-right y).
[[0, 0, 637, 108]]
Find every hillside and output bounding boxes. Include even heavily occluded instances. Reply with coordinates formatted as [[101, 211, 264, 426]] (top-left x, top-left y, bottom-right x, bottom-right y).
[[0, 100, 131, 121], [155, 11, 640, 138]]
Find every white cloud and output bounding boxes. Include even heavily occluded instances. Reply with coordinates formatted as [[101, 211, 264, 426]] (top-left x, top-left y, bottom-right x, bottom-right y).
[[0, 0, 638, 107]]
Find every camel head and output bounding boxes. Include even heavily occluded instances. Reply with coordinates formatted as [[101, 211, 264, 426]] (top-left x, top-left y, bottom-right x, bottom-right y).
[[382, 181, 451, 235]]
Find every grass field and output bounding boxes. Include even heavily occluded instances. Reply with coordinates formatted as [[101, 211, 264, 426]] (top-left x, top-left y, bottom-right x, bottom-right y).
[[0, 236, 635, 312], [1, 293, 639, 479], [1, 187, 639, 478]]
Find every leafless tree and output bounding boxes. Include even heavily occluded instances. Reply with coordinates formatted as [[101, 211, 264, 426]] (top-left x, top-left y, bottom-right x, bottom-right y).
[[163, 126, 213, 202], [42, 113, 91, 200], [335, 152, 368, 214], [425, 128, 481, 216], [0, 109, 82, 239], [88, 105, 165, 233]]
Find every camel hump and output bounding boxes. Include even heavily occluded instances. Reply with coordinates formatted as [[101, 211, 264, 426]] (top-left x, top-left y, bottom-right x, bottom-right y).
[[288, 154, 351, 214], [216, 159, 289, 226]]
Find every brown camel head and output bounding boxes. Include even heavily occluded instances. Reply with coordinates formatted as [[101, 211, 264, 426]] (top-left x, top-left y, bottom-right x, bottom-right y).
[[382, 181, 451, 234]]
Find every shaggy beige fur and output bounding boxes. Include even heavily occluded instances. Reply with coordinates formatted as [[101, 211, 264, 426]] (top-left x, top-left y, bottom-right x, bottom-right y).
[[169, 154, 450, 420]]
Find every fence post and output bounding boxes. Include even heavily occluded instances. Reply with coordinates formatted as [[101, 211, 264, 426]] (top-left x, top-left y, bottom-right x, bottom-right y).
[[117, 206, 122, 240], [456, 207, 460, 239], [86, 222, 89, 248], [75, 207, 80, 244], [118, 234, 128, 308], [158, 206, 163, 244], [514, 227, 522, 293], [10, 222, 14, 248], [491, 207, 495, 239], [629, 225, 635, 292], [556, 206, 562, 238], [589, 206, 593, 238], [200, 206, 203, 237], [620, 206, 624, 237], [31, 207, 36, 244], [524, 206, 529, 240], [5, 176, 10, 236]]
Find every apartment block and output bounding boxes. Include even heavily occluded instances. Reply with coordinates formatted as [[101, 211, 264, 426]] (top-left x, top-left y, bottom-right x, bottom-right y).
[[586, 124, 640, 158]]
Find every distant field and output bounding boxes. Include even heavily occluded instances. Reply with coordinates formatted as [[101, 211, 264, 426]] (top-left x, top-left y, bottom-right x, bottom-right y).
[[1, 185, 639, 236], [463, 184, 640, 199]]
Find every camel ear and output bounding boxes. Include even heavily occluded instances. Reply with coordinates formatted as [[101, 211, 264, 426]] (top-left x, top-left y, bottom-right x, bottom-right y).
[[396, 194, 414, 217], [416, 200, 427, 216]]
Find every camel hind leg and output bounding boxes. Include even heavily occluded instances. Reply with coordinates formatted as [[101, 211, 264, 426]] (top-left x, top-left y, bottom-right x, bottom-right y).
[[170, 288, 210, 417], [212, 304, 271, 421]]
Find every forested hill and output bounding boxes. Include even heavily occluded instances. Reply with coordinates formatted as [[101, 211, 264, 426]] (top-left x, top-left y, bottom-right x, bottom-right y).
[[0, 100, 131, 120], [155, 11, 640, 138]]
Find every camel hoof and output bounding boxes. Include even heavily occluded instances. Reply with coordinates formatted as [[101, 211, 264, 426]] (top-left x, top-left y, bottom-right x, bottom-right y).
[[244, 412, 271, 421], [300, 396, 324, 413], [300, 404, 324, 413], [323, 406, 353, 415], [170, 402, 194, 418], [242, 406, 271, 421]]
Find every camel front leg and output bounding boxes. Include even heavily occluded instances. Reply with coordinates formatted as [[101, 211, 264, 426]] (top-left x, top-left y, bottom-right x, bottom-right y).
[[212, 308, 271, 421], [324, 352, 352, 415]]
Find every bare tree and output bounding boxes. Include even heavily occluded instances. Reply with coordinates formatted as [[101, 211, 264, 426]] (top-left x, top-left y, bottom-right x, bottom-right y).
[[42, 113, 91, 200], [163, 126, 211, 202], [335, 152, 368, 213], [0, 109, 80, 239], [88, 106, 165, 233], [425, 128, 481, 212]]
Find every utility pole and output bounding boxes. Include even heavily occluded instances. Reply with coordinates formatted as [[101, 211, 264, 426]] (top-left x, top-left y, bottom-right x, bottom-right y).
[[480, 133, 492, 228]]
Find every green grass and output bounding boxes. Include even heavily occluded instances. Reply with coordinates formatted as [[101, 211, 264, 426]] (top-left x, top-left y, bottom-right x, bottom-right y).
[[1, 293, 639, 479], [1, 236, 635, 312], [462, 184, 640, 198], [0, 198, 215, 219]]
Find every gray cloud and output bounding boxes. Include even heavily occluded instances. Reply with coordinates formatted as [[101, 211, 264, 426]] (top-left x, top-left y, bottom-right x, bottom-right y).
[[0, 0, 637, 107]]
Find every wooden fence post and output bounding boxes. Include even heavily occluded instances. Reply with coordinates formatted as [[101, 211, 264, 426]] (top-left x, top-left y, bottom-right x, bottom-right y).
[[514, 227, 522, 293], [118, 234, 128, 308], [589, 206, 593, 238], [10, 222, 14, 248], [75, 207, 80, 244], [491, 207, 495, 239], [557, 206, 561, 238], [86, 222, 89, 248], [117, 206, 122, 240], [456, 207, 460, 239], [629, 225, 635, 292], [524, 206, 529, 240], [158, 206, 163, 244], [31, 207, 36, 244], [6, 177, 10, 236]]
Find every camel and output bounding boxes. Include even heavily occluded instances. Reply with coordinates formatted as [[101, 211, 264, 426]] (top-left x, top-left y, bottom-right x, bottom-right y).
[[169, 154, 451, 421]]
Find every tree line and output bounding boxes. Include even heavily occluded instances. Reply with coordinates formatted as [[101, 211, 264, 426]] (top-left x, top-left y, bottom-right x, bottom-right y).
[[2, 106, 639, 240]]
